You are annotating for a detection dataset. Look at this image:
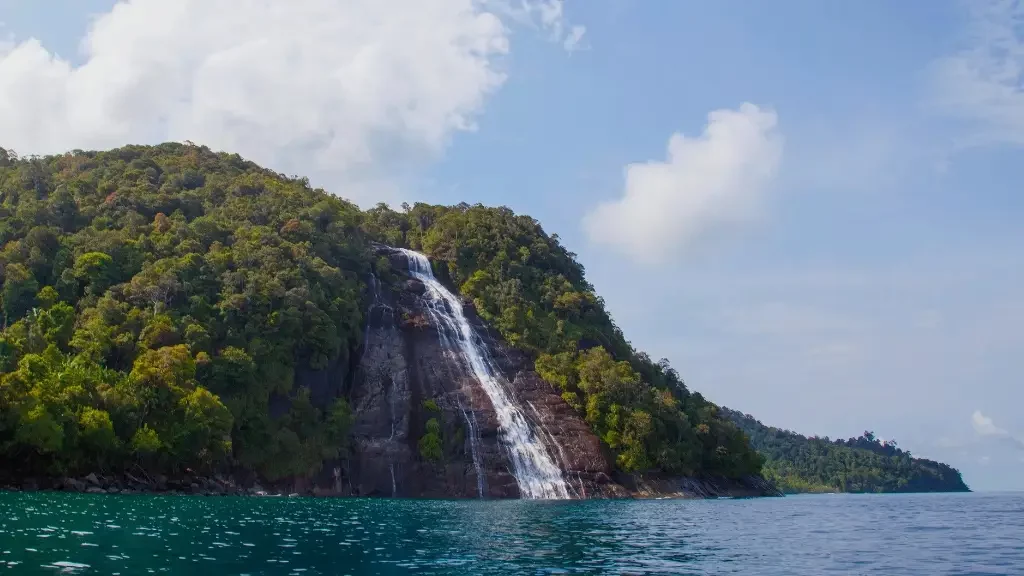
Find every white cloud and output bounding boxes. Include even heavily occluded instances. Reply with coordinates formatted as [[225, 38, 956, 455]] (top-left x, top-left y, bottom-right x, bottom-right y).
[[971, 410, 1024, 452], [582, 103, 782, 264], [931, 0, 1024, 148], [0, 0, 582, 205], [972, 410, 1007, 436], [563, 26, 587, 52], [489, 0, 586, 51]]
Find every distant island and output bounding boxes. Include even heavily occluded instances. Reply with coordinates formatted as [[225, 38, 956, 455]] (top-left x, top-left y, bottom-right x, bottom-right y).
[[722, 408, 969, 493], [0, 143, 966, 498]]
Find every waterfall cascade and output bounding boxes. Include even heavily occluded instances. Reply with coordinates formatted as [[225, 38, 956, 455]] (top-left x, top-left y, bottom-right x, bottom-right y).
[[398, 248, 571, 500]]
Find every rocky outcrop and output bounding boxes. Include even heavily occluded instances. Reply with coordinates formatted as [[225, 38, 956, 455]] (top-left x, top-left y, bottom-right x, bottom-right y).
[[338, 264, 522, 498], [619, 474, 784, 498], [0, 471, 252, 496]]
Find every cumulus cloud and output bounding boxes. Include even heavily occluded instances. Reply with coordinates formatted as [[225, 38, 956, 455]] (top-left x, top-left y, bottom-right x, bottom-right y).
[[972, 410, 1024, 450], [930, 0, 1024, 147], [0, 0, 582, 205], [582, 103, 782, 264], [972, 410, 1007, 436]]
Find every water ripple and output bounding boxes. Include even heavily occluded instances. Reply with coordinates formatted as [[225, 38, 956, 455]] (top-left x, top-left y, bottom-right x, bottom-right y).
[[0, 492, 1020, 575]]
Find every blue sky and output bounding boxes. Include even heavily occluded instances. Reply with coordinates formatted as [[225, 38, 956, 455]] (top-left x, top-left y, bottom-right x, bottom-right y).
[[1, 0, 1022, 490]]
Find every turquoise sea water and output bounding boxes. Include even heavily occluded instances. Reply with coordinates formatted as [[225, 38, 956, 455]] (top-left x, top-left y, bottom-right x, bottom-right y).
[[0, 491, 1020, 575]]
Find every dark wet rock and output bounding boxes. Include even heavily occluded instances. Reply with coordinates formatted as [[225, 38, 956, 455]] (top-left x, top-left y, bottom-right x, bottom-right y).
[[84, 473, 100, 486], [125, 473, 151, 489], [337, 262, 527, 499], [622, 474, 784, 499], [63, 478, 86, 492], [323, 247, 614, 499]]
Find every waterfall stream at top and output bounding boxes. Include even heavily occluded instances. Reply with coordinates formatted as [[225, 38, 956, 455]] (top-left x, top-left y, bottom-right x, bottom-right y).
[[398, 248, 571, 500]]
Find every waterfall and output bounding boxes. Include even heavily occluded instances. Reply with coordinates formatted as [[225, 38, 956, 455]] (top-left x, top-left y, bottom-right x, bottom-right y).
[[398, 248, 570, 500], [389, 463, 397, 497], [454, 393, 487, 498]]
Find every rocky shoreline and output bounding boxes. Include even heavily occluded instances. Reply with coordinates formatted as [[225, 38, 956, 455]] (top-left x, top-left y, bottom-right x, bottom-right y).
[[1, 471, 782, 499], [0, 472, 266, 497]]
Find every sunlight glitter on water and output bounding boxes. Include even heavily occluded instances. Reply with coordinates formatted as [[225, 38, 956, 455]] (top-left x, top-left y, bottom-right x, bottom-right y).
[[0, 492, 1021, 575]]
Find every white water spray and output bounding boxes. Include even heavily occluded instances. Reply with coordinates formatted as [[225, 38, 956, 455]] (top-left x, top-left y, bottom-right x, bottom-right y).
[[399, 248, 570, 500]]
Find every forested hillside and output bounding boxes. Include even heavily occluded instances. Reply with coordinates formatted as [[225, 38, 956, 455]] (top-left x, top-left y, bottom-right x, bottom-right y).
[[0, 143, 761, 487], [0, 144, 367, 482], [722, 408, 969, 493]]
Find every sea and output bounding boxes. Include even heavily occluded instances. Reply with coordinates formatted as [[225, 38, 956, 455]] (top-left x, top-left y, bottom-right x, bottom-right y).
[[0, 491, 1020, 575]]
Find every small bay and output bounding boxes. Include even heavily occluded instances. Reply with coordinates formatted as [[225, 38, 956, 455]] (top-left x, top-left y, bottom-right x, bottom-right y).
[[0, 492, 1021, 575]]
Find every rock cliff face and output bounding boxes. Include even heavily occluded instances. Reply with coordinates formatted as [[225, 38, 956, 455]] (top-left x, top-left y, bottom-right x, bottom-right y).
[[344, 268, 520, 498], [302, 247, 778, 499], [334, 247, 619, 498]]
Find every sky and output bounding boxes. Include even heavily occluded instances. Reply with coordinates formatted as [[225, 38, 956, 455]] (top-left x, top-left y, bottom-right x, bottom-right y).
[[1, 0, 1022, 491]]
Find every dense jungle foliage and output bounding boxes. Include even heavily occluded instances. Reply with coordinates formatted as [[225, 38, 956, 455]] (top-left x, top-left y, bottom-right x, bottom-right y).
[[722, 408, 969, 493], [0, 143, 767, 483], [0, 144, 361, 481]]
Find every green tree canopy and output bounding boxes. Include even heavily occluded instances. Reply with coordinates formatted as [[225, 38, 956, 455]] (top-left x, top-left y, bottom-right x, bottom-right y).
[[0, 144, 360, 480], [723, 408, 969, 493]]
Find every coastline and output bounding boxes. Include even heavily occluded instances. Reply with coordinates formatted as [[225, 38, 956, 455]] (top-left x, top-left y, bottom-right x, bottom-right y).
[[0, 471, 784, 500]]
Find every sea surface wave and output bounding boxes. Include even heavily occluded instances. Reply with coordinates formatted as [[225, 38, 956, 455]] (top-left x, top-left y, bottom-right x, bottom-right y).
[[0, 491, 1020, 575]]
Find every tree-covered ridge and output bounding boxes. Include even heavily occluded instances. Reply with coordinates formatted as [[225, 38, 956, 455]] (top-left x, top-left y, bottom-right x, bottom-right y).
[[0, 144, 363, 481], [363, 203, 764, 478], [0, 142, 761, 486], [722, 408, 969, 493]]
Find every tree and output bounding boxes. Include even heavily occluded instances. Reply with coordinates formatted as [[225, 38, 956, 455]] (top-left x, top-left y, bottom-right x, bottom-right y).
[[130, 345, 196, 393], [15, 403, 63, 455], [72, 252, 116, 296], [175, 386, 233, 465], [324, 398, 353, 453], [37, 302, 75, 349], [139, 314, 178, 349], [36, 286, 59, 309], [419, 418, 443, 462], [131, 425, 162, 457], [2, 263, 38, 324], [78, 407, 119, 460]]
